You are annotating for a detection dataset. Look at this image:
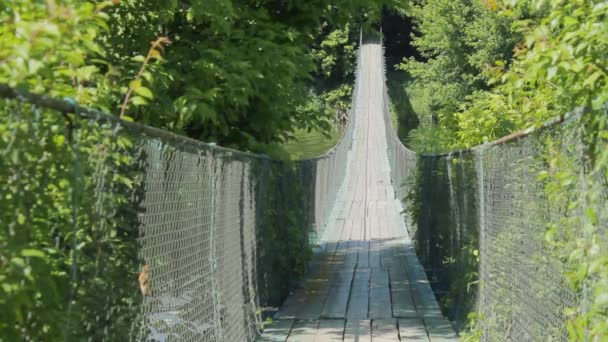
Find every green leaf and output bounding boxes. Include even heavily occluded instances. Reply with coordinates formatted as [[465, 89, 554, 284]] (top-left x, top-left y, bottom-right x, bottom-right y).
[[131, 96, 148, 106], [129, 79, 142, 90], [10, 257, 25, 268], [21, 249, 45, 258], [134, 86, 153, 99], [131, 55, 146, 62], [584, 71, 602, 88], [53, 135, 66, 147], [563, 16, 578, 26], [595, 293, 608, 307]]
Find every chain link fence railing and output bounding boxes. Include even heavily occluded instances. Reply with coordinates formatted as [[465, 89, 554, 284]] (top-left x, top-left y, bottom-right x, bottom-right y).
[[0, 33, 361, 342], [4, 32, 603, 342], [379, 37, 606, 340]]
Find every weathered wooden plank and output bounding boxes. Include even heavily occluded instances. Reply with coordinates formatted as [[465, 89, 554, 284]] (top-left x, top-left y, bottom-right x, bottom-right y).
[[344, 241, 359, 267], [346, 268, 370, 319], [330, 241, 348, 271], [398, 318, 429, 341], [278, 265, 333, 319], [424, 316, 459, 341], [371, 319, 399, 341], [258, 319, 295, 342], [310, 242, 338, 270], [389, 267, 417, 318], [322, 270, 354, 319], [402, 246, 443, 319], [350, 214, 364, 241], [370, 202, 380, 240], [380, 239, 396, 269], [282, 242, 338, 319], [357, 240, 370, 269], [287, 320, 319, 342], [369, 240, 382, 268], [366, 202, 374, 239], [344, 319, 372, 342], [315, 320, 345, 342], [369, 268, 392, 319]]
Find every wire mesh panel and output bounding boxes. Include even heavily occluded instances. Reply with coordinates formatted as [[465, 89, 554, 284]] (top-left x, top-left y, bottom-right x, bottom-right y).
[[378, 38, 605, 340], [135, 138, 221, 341], [300, 39, 361, 241], [0, 101, 356, 341], [0, 40, 361, 341], [473, 125, 582, 341]]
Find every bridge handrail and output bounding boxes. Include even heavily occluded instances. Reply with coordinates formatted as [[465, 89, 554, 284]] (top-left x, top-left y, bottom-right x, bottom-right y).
[[0, 32, 365, 341]]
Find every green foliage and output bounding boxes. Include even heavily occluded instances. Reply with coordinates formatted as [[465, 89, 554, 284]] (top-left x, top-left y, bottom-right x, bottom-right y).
[[397, 0, 524, 151], [402, 0, 608, 338], [254, 161, 314, 305], [0, 101, 141, 340], [0, 3, 141, 340], [285, 24, 360, 159], [455, 1, 608, 335], [103, 0, 392, 151], [312, 24, 357, 80], [282, 127, 341, 160], [0, 1, 112, 102], [2, 0, 394, 151]]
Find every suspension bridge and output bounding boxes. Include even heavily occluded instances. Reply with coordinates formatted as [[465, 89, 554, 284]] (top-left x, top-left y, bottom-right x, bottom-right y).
[[1, 35, 596, 341], [256, 41, 456, 341]]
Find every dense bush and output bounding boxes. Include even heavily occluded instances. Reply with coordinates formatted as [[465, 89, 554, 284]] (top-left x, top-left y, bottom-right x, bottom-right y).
[[400, 0, 608, 338]]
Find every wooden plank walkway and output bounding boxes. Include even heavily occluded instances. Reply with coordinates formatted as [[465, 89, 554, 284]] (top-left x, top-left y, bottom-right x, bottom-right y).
[[259, 42, 458, 341]]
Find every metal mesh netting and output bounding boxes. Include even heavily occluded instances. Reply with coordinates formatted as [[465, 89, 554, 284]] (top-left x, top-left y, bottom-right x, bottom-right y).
[[473, 131, 580, 340], [0, 39, 360, 341], [380, 41, 607, 339], [4, 33, 606, 341]]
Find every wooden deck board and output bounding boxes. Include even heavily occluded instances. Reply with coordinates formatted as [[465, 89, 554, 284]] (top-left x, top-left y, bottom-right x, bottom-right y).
[[322, 270, 354, 319], [398, 318, 429, 341], [344, 320, 371, 342], [316, 320, 346, 342], [287, 320, 319, 342], [356, 241, 370, 268], [346, 268, 370, 319], [424, 317, 459, 341], [389, 267, 417, 318], [369, 268, 392, 319], [371, 319, 399, 341]]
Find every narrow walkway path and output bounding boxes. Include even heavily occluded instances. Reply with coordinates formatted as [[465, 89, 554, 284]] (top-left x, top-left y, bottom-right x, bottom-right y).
[[259, 42, 457, 341]]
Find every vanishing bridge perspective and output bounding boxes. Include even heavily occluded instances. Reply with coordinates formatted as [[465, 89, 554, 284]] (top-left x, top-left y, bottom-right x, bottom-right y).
[[258, 41, 455, 340], [2, 37, 604, 341]]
